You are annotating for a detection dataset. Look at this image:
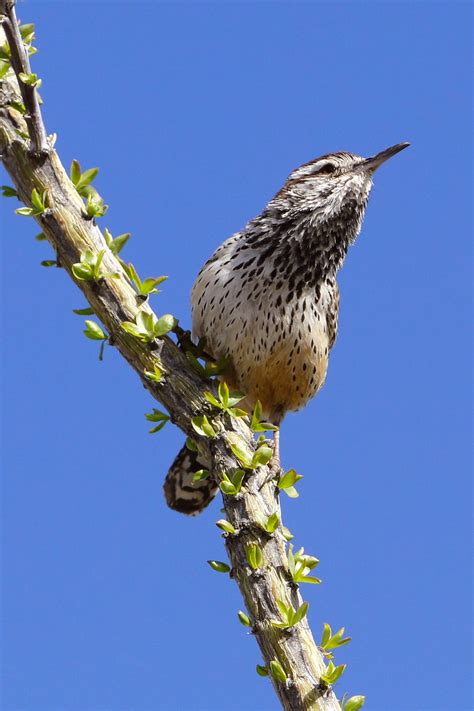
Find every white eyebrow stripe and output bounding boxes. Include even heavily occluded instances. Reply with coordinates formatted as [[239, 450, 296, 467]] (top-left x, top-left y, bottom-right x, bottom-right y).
[[291, 161, 334, 179]]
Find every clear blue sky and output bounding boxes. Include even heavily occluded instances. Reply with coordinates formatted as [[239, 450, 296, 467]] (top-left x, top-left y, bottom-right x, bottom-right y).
[[1, 2, 472, 710]]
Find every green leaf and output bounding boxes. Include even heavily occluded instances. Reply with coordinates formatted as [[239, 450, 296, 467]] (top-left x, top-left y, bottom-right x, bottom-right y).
[[144, 364, 162, 382], [227, 407, 248, 419], [121, 321, 146, 339], [278, 469, 303, 489], [73, 307, 95, 315], [298, 575, 322, 585], [16, 206, 35, 216], [204, 391, 221, 407], [85, 193, 108, 218], [289, 547, 321, 584], [227, 392, 245, 407], [292, 601, 309, 625], [218, 381, 229, 407], [250, 400, 279, 432], [35, 232, 47, 241], [104, 228, 131, 256], [93, 249, 105, 277], [214, 384, 245, 411], [121, 263, 168, 296], [256, 665, 268, 677], [122, 261, 140, 287], [330, 627, 352, 648], [0, 60, 10, 80], [231, 469, 245, 493], [251, 444, 272, 468], [330, 663, 346, 684], [269, 660, 287, 684], [121, 312, 161, 342], [70, 159, 81, 185], [83, 320, 107, 340], [16, 189, 47, 217], [207, 560, 230, 574], [246, 544, 263, 570], [275, 598, 289, 619], [272, 599, 308, 629], [40, 260, 57, 267], [192, 469, 210, 482], [282, 526, 294, 541], [145, 408, 168, 422], [19, 24, 36, 41], [1, 185, 17, 198], [136, 310, 154, 334], [78, 167, 99, 187], [19, 71, 41, 88], [229, 442, 253, 469], [237, 611, 251, 627], [321, 625, 352, 650], [72, 263, 93, 281], [145, 408, 170, 433], [153, 314, 177, 337], [149, 422, 168, 434], [278, 469, 303, 498], [71, 161, 100, 197], [342, 695, 365, 711], [185, 437, 198, 452], [139, 276, 168, 295], [320, 661, 347, 687], [264, 512, 279, 534], [299, 553, 319, 570], [82, 250, 96, 265], [282, 486, 299, 498], [216, 519, 235, 534], [191, 415, 216, 438], [72, 249, 119, 282], [322, 623, 333, 649], [9, 100, 26, 114], [220, 480, 237, 496], [271, 621, 291, 630], [32, 188, 46, 211], [250, 399, 263, 427], [0, 42, 11, 60]]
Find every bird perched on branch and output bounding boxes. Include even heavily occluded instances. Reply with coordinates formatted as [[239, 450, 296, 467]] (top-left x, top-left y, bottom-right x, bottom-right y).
[[164, 142, 410, 514]]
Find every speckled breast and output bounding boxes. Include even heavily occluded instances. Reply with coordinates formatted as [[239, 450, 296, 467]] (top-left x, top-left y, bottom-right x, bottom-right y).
[[191, 236, 336, 423]]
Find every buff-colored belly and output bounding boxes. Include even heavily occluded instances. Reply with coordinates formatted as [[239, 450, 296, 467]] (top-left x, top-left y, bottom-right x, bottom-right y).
[[202, 313, 330, 423], [232, 342, 328, 422]]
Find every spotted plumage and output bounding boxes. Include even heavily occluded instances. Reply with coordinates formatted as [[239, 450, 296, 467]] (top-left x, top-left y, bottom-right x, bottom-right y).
[[164, 143, 409, 514]]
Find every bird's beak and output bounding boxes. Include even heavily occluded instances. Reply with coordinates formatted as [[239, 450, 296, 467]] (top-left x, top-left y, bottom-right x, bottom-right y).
[[361, 142, 410, 172]]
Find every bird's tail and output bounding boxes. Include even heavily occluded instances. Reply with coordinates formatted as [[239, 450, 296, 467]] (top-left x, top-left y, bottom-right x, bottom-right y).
[[163, 444, 218, 515]]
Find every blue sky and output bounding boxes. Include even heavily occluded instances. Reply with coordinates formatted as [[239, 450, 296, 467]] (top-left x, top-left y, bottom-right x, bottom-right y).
[[1, 2, 472, 710]]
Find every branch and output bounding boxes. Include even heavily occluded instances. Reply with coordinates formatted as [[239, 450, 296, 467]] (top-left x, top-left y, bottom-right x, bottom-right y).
[[0, 0, 48, 154], [0, 14, 351, 711]]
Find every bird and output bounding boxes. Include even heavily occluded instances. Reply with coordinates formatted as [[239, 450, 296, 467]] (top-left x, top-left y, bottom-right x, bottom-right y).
[[164, 142, 410, 514]]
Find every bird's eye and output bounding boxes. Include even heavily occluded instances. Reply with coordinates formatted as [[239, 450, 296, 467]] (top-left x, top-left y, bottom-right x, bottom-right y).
[[318, 163, 336, 175]]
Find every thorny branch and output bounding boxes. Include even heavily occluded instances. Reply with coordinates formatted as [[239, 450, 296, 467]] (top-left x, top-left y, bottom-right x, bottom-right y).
[[0, 8, 351, 710]]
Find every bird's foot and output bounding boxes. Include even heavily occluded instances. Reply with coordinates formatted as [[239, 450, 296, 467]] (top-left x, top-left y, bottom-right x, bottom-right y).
[[173, 325, 195, 353]]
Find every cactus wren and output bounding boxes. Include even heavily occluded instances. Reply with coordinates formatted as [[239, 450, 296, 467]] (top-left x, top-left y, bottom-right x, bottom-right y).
[[164, 142, 409, 514]]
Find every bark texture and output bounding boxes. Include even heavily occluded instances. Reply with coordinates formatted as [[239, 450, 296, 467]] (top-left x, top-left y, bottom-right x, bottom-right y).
[[0, 12, 342, 710]]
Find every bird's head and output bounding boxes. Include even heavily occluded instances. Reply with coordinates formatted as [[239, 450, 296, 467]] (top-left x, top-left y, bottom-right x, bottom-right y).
[[272, 142, 410, 231]]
